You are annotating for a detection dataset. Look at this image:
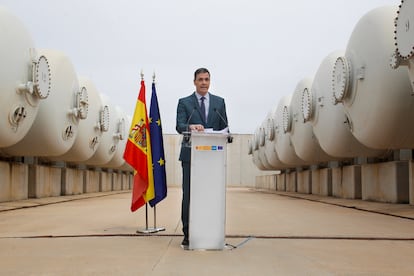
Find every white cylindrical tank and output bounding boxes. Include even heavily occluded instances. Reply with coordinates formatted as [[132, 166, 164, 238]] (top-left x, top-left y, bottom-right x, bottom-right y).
[[307, 50, 386, 158], [248, 139, 263, 171], [257, 123, 275, 170], [84, 94, 117, 166], [118, 162, 133, 172], [332, 6, 414, 149], [274, 95, 307, 166], [251, 128, 270, 170], [3, 49, 82, 156], [50, 77, 102, 162], [104, 106, 129, 169], [289, 77, 333, 163], [263, 107, 290, 170], [0, 7, 51, 148], [117, 116, 133, 172]]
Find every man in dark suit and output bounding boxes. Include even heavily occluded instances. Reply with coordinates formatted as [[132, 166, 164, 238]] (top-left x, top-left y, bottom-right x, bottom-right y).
[[176, 68, 228, 246]]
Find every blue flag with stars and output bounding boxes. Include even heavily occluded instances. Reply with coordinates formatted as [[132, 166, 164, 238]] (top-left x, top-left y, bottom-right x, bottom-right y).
[[149, 82, 167, 207]]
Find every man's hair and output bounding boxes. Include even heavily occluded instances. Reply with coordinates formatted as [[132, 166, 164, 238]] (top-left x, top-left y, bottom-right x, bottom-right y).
[[194, 68, 210, 81]]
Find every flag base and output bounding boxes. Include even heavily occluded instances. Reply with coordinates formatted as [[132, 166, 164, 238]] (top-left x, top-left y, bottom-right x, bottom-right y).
[[154, 227, 166, 232], [136, 227, 159, 234], [136, 226, 165, 234], [135, 204, 166, 234]]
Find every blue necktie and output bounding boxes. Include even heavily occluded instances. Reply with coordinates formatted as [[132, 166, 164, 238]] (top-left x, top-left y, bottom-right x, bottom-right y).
[[200, 96, 206, 122]]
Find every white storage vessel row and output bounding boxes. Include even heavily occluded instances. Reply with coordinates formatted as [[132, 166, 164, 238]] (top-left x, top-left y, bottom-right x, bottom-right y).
[[250, 3, 414, 204]]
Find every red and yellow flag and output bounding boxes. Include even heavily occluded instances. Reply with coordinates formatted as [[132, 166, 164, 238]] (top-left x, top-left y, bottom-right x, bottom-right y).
[[123, 80, 155, 212]]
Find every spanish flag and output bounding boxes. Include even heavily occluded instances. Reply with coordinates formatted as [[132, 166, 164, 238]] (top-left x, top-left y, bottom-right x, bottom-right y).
[[123, 80, 155, 212]]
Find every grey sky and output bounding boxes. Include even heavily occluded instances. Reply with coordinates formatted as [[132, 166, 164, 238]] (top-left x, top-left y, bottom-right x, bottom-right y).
[[0, 0, 398, 134]]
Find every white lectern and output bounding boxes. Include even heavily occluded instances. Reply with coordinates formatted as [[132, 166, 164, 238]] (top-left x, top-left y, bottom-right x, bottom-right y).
[[189, 132, 228, 250]]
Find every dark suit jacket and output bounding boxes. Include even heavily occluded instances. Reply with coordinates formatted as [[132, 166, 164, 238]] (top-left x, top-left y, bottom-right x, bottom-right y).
[[176, 92, 228, 162]]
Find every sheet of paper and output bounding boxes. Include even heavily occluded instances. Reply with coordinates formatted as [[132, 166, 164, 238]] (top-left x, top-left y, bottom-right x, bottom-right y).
[[204, 127, 229, 134]]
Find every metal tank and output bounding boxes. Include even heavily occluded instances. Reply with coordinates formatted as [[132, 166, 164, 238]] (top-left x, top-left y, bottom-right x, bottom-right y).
[[50, 77, 102, 162], [250, 127, 269, 170], [274, 94, 307, 167], [332, 6, 414, 149], [3, 49, 84, 156], [103, 106, 128, 169], [117, 115, 133, 172], [306, 50, 386, 158], [84, 94, 117, 166], [118, 161, 133, 172], [118, 162, 134, 172], [263, 106, 291, 170], [257, 121, 275, 170], [247, 138, 257, 169], [0, 7, 51, 148], [289, 77, 333, 163]]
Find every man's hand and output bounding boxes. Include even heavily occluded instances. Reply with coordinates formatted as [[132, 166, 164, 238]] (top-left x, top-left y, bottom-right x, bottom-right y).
[[189, 124, 204, 131]]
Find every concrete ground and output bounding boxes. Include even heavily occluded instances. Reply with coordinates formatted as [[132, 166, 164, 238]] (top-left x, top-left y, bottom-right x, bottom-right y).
[[1, 187, 414, 275]]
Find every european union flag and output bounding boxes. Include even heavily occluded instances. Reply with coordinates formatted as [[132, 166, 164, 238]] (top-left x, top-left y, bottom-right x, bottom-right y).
[[149, 82, 167, 207]]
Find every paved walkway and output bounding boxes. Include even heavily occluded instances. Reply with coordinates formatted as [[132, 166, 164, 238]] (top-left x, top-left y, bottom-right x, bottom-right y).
[[1, 187, 414, 275]]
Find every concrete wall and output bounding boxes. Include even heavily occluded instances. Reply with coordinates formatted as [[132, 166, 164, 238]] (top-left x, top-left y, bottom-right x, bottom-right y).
[[257, 161, 414, 205], [361, 161, 409, 203], [62, 168, 83, 195], [255, 174, 277, 190], [0, 162, 28, 201], [331, 165, 362, 199], [297, 170, 311, 194], [0, 164, 135, 202], [28, 165, 62, 198]]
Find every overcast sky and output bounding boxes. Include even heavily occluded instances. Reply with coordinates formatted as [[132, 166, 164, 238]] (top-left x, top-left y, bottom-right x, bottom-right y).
[[0, 0, 398, 134]]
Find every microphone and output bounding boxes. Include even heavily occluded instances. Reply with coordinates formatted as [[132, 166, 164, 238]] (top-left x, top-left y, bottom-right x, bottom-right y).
[[186, 107, 197, 131], [184, 107, 197, 143], [214, 108, 233, 143], [214, 108, 228, 129]]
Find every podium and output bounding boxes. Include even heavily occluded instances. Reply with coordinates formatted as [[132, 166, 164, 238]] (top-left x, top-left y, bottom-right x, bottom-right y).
[[188, 131, 228, 250]]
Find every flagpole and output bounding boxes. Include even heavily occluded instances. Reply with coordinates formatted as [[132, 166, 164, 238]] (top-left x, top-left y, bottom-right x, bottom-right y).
[[153, 204, 166, 232], [135, 70, 156, 234], [136, 203, 159, 234], [152, 71, 166, 233]]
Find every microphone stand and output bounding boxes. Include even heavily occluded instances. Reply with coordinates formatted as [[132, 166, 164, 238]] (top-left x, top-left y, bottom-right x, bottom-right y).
[[183, 107, 197, 146], [214, 108, 233, 143]]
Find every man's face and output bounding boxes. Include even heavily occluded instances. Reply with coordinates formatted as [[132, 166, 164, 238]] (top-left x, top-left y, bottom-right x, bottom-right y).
[[194, 72, 210, 95]]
